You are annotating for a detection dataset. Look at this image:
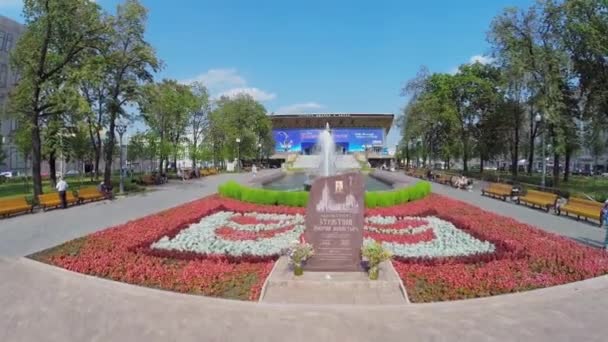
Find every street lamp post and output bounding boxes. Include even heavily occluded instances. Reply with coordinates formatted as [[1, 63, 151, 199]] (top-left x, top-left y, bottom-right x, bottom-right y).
[[394, 144, 399, 169], [535, 114, 546, 188], [116, 122, 127, 194], [257, 142, 262, 165], [236, 138, 241, 173], [416, 138, 422, 168]]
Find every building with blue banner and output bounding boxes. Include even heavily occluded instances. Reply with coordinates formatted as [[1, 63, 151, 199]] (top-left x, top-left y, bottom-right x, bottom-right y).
[[270, 113, 394, 155]]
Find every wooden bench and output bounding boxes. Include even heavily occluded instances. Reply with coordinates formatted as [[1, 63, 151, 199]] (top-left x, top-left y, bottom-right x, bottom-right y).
[[435, 173, 452, 185], [78, 187, 106, 203], [558, 197, 603, 224], [38, 192, 79, 211], [481, 183, 513, 201], [139, 175, 156, 185], [517, 189, 558, 212], [408, 169, 427, 179], [0, 197, 33, 218]]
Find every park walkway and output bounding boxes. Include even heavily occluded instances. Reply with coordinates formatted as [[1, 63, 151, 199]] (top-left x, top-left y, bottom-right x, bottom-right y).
[[0, 171, 271, 257], [1, 256, 607, 341], [377, 171, 607, 248], [2, 170, 608, 341]]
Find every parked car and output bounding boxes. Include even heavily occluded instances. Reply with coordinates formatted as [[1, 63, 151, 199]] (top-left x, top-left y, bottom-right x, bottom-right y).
[[65, 170, 80, 176], [0, 171, 14, 178]]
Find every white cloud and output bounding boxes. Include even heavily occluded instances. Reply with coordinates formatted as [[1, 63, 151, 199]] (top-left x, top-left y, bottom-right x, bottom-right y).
[[181, 68, 246, 89], [216, 87, 277, 101], [183, 68, 276, 102], [275, 102, 325, 114], [469, 54, 494, 65], [448, 54, 495, 74]]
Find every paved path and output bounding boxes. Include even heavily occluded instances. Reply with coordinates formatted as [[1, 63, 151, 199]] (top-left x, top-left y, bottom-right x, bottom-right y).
[[260, 257, 406, 305], [0, 172, 270, 257], [390, 173, 607, 248], [2, 170, 608, 341], [1, 257, 607, 342]]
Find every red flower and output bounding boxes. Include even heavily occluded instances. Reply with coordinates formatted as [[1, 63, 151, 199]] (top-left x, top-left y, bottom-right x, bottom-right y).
[[34, 193, 608, 303], [364, 228, 435, 244], [215, 225, 295, 241]]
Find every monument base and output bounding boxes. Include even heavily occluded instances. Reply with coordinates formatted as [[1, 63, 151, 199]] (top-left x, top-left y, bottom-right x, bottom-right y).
[[260, 257, 408, 305]]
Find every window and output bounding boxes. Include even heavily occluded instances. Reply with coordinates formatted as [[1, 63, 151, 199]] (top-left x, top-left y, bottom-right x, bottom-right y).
[[0, 30, 5, 51], [4, 33, 13, 52], [0, 63, 7, 88]]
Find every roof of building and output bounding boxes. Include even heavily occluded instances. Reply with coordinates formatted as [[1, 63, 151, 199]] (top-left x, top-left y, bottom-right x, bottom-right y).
[[269, 113, 394, 131]]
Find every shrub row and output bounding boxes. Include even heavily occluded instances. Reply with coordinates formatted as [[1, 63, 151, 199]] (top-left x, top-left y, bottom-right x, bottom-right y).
[[218, 180, 432, 208], [218, 181, 309, 207], [365, 181, 432, 208]]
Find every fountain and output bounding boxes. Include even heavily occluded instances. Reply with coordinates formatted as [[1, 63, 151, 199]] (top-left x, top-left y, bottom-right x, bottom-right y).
[[318, 122, 336, 177], [304, 123, 336, 191]]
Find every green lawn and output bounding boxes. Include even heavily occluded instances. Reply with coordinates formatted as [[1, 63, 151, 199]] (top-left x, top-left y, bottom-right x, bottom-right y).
[[0, 176, 143, 201]]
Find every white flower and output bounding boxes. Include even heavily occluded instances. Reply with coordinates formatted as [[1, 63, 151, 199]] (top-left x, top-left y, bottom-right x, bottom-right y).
[[151, 212, 305, 257], [365, 216, 495, 258]]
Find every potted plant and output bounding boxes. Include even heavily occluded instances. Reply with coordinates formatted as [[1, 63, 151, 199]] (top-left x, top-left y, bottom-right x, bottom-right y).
[[361, 242, 392, 280], [287, 241, 314, 276]]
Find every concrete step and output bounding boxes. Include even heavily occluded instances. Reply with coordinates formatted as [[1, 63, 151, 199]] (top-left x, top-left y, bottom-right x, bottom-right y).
[[260, 257, 408, 305]]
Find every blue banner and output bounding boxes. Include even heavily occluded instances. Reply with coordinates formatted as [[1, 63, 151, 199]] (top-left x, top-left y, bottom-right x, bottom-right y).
[[273, 128, 384, 153]]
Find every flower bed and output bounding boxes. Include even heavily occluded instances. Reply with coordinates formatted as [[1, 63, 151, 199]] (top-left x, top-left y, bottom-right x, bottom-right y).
[[29, 196, 303, 301], [30, 193, 608, 303], [369, 195, 608, 302]]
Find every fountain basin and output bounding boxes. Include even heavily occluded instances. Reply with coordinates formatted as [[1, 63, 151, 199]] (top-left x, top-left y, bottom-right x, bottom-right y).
[[262, 172, 392, 192]]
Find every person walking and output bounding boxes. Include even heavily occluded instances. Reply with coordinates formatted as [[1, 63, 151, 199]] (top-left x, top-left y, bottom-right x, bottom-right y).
[[602, 199, 608, 250], [56, 176, 69, 209], [252, 164, 258, 178]]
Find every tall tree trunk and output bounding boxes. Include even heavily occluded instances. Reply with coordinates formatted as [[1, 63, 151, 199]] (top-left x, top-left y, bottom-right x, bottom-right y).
[[191, 138, 197, 169], [173, 150, 177, 171], [527, 127, 534, 175], [527, 104, 535, 175], [462, 135, 469, 172], [512, 125, 520, 178], [104, 116, 116, 186], [94, 151, 100, 180], [563, 149, 571, 183], [31, 117, 43, 196], [480, 156, 485, 176], [49, 151, 57, 186], [86, 117, 102, 180], [553, 152, 560, 188]]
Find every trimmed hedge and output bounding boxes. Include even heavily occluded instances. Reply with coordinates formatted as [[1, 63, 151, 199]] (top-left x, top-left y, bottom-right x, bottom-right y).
[[218, 181, 309, 207], [218, 180, 432, 208], [365, 181, 432, 208]]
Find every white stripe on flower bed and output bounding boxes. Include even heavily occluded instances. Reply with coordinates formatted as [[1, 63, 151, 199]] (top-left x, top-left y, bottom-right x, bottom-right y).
[[227, 213, 304, 231], [151, 212, 305, 257], [364, 225, 431, 235], [367, 216, 495, 258]]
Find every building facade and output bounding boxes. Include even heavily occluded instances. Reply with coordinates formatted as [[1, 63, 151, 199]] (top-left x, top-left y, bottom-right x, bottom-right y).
[[270, 113, 394, 155], [0, 15, 25, 174]]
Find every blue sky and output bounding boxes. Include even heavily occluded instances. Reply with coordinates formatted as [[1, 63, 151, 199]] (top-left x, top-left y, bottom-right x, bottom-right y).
[[1, 0, 535, 145]]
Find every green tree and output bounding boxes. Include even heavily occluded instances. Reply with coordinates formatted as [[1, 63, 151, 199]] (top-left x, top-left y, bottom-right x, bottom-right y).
[[208, 94, 272, 165], [139, 80, 195, 171], [102, 0, 159, 185], [77, 53, 111, 180], [0, 133, 6, 168], [8, 0, 105, 195], [188, 82, 210, 169], [127, 131, 146, 173]]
